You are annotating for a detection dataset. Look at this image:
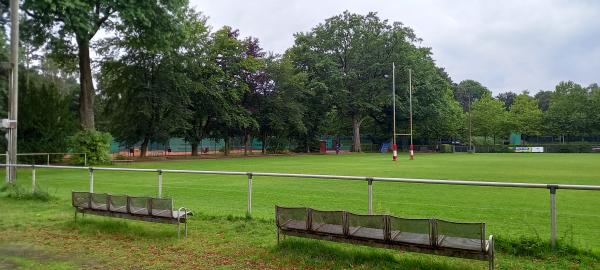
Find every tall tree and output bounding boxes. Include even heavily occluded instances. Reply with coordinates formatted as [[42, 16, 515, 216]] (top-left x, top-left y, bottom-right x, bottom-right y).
[[497, 91, 517, 110], [510, 92, 543, 135], [22, 0, 189, 130], [534, 90, 553, 111], [453, 80, 492, 111], [290, 11, 438, 152], [98, 7, 192, 157], [545, 81, 591, 138], [471, 95, 509, 144]]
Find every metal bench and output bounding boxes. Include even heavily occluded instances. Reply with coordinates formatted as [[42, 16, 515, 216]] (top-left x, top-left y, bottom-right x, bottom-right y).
[[72, 191, 192, 238], [276, 206, 494, 269]]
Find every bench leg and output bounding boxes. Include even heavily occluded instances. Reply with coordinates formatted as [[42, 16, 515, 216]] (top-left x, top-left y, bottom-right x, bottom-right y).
[[489, 238, 495, 270], [74, 209, 77, 223], [178, 222, 181, 239], [184, 221, 188, 238]]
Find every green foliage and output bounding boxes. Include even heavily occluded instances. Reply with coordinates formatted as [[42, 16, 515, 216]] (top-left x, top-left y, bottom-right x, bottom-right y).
[[544, 81, 591, 136], [471, 95, 510, 143], [453, 80, 492, 111], [69, 130, 112, 165], [496, 235, 599, 261], [17, 71, 78, 158], [440, 144, 453, 153], [290, 11, 460, 150], [0, 184, 53, 201], [510, 92, 543, 135]]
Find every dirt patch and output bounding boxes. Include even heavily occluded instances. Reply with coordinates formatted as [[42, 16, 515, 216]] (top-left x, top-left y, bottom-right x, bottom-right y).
[[0, 242, 106, 269]]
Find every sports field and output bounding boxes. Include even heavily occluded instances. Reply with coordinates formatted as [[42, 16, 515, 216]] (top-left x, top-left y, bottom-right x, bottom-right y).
[[1, 153, 599, 269]]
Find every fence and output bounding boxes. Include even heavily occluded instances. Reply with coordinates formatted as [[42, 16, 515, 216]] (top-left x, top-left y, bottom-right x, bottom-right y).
[[1, 152, 87, 166], [6, 163, 600, 248]]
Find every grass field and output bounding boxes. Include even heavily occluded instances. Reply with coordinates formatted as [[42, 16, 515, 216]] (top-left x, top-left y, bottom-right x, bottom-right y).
[[1, 153, 600, 269]]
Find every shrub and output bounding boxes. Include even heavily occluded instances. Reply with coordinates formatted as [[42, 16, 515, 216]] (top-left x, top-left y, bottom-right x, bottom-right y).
[[440, 144, 453, 153], [69, 130, 112, 165], [0, 184, 53, 201]]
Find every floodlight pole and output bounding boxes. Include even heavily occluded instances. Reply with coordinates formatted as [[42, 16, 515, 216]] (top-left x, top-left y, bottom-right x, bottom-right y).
[[7, 0, 19, 183], [409, 69, 414, 160], [392, 63, 397, 161]]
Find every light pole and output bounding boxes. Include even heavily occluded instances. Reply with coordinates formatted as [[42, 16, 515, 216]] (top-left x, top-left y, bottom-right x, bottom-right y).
[[408, 69, 414, 160], [391, 63, 397, 161], [6, 0, 19, 183]]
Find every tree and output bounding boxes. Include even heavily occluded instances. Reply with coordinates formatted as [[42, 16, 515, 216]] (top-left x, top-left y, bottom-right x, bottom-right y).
[[544, 81, 591, 138], [99, 7, 193, 157], [204, 27, 258, 156], [22, 0, 189, 130], [497, 91, 517, 110], [534, 90, 552, 111], [589, 84, 600, 135], [453, 80, 492, 111], [471, 95, 509, 144], [290, 11, 449, 152], [18, 71, 77, 157], [256, 57, 307, 153], [510, 92, 543, 136]]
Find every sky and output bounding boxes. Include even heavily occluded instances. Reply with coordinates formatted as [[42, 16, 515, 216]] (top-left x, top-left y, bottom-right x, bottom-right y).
[[189, 0, 600, 94]]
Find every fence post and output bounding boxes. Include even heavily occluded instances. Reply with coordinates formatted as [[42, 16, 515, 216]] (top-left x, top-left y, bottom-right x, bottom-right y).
[[367, 178, 373, 214], [84, 153, 87, 167], [47, 153, 50, 165], [247, 173, 253, 217], [549, 185, 558, 248], [5, 151, 8, 184], [157, 169, 163, 198], [89, 167, 94, 193], [31, 165, 36, 193]]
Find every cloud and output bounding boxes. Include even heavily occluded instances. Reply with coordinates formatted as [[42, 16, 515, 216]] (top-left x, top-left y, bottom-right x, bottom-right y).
[[190, 0, 600, 94]]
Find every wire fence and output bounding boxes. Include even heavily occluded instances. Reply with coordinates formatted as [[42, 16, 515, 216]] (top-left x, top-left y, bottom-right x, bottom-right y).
[[5, 163, 600, 248]]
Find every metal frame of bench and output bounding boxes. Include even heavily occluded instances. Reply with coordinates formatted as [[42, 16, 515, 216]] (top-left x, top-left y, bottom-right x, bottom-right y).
[[72, 191, 191, 238], [276, 206, 494, 270]]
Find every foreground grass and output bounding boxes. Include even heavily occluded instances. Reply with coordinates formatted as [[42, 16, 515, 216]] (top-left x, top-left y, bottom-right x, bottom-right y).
[[1, 153, 600, 269]]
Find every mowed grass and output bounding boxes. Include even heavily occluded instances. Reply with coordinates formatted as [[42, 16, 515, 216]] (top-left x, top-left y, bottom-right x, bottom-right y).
[[1, 153, 600, 269]]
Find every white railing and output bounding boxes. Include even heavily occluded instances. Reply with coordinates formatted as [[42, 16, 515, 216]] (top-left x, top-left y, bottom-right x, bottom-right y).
[[6, 163, 600, 248]]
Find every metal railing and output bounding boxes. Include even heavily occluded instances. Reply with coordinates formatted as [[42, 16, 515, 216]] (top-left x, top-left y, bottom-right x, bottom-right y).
[[6, 163, 600, 248], [1, 152, 87, 166]]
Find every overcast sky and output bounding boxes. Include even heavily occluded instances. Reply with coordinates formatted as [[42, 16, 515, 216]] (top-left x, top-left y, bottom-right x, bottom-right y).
[[190, 0, 599, 94]]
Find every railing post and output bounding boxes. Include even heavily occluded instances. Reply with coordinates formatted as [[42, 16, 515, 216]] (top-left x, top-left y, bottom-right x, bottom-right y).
[[247, 172, 253, 217], [89, 167, 94, 193], [549, 185, 558, 248], [367, 178, 373, 214], [157, 169, 163, 198], [5, 151, 8, 184], [84, 153, 87, 167], [47, 153, 50, 165], [31, 165, 36, 193]]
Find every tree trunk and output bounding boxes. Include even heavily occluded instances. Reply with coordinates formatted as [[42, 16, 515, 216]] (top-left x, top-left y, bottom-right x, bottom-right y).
[[261, 134, 267, 154], [244, 133, 251, 156], [191, 143, 198, 156], [224, 137, 230, 156], [351, 114, 362, 152], [76, 37, 95, 130], [140, 137, 149, 157]]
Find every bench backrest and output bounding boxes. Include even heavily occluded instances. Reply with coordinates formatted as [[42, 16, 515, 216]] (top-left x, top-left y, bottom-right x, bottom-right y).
[[435, 219, 486, 251], [275, 206, 486, 251], [72, 192, 174, 218], [72, 192, 91, 208], [276, 206, 309, 230]]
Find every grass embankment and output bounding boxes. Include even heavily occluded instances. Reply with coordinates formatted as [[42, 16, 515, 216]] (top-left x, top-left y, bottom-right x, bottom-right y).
[[1, 153, 599, 269]]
